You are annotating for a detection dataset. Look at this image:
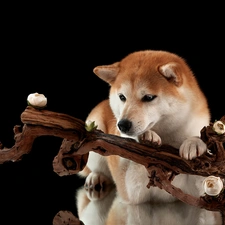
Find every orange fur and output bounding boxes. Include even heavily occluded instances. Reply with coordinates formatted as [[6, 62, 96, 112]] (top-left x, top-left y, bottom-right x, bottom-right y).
[[76, 50, 221, 224]]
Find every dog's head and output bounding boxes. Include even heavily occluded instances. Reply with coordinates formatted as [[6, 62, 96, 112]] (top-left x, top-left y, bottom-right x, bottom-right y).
[[93, 50, 202, 138]]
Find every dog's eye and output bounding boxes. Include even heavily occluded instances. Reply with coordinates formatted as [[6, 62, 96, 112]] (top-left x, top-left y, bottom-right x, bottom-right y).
[[142, 95, 156, 102], [119, 93, 126, 102]]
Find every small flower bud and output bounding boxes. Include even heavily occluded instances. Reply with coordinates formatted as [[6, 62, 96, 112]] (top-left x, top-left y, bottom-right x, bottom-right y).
[[213, 120, 225, 135], [203, 176, 224, 196], [85, 120, 98, 132], [27, 93, 47, 109]]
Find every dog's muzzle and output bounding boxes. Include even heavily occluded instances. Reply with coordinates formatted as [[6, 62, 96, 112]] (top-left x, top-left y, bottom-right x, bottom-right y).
[[117, 119, 132, 134]]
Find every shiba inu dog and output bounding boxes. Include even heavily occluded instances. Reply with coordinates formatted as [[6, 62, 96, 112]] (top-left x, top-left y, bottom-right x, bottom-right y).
[[77, 50, 211, 206]]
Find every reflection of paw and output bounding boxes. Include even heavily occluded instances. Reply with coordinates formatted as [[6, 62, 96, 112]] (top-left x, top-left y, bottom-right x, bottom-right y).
[[179, 137, 207, 160], [84, 172, 114, 200], [138, 130, 161, 146]]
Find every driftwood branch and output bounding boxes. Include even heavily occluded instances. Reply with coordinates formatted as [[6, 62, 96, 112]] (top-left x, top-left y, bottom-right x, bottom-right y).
[[0, 106, 225, 220]]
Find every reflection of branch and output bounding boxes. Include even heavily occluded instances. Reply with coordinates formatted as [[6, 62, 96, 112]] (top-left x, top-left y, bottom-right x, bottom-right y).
[[0, 107, 225, 216], [53, 210, 84, 225]]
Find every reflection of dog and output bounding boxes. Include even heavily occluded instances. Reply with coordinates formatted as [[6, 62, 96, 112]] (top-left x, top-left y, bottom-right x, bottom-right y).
[[105, 195, 222, 225], [76, 174, 116, 225], [77, 50, 211, 205]]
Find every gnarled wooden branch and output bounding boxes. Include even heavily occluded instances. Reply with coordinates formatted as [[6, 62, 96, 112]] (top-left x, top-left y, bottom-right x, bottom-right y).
[[0, 106, 224, 218]]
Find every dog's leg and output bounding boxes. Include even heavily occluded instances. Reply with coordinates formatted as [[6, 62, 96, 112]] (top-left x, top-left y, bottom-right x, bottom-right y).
[[138, 130, 162, 146], [179, 136, 207, 160], [84, 171, 115, 200]]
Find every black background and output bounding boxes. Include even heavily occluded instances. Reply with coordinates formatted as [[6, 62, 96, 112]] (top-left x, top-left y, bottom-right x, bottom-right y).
[[0, 3, 224, 225]]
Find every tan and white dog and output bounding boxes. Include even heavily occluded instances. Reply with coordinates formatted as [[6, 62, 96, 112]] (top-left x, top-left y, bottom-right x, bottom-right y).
[[77, 50, 211, 207]]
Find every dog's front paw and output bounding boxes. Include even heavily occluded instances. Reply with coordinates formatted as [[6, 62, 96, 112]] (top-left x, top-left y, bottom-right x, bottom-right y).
[[84, 172, 114, 201], [179, 136, 207, 160], [138, 130, 162, 146]]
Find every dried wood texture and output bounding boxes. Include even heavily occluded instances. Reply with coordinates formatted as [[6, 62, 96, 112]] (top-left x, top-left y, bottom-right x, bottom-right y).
[[0, 106, 224, 220], [53, 210, 84, 225]]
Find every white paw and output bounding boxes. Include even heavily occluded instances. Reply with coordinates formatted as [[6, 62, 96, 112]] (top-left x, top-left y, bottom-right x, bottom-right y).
[[179, 136, 207, 160], [139, 130, 162, 146], [84, 172, 114, 200]]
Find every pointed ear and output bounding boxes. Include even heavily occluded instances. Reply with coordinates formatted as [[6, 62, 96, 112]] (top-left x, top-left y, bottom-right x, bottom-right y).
[[93, 62, 120, 84], [158, 63, 183, 87]]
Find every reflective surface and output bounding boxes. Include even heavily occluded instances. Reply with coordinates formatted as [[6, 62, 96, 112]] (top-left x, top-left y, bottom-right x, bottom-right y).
[[76, 184, 222, 225]]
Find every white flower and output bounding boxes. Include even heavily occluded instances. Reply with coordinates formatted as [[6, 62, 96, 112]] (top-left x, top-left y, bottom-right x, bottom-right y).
[[27, 92, 47, 108], [203, 176, 224, 196], [213, 120, 225, 135]]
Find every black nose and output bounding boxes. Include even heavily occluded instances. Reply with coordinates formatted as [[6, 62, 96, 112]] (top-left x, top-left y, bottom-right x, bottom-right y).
[[117, 119, 132, 133]]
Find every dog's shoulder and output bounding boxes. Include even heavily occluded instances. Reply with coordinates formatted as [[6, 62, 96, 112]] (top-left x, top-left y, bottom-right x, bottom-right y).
[[86, 99, 118, 135]]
